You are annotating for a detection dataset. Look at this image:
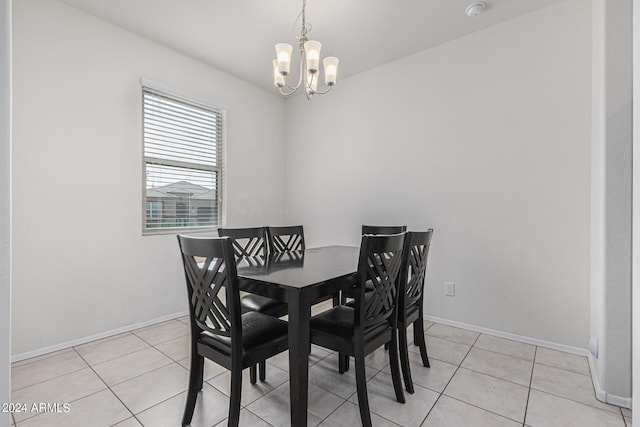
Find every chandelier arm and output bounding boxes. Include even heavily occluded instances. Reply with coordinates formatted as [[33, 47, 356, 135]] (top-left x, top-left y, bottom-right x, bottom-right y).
[[312, 84, 333, 95], [283, 42, 306, 92], [279, 56, 304, 95], [282, 75, 302, 92], [306, 69, 316, 93], [278, 86, 299, 96]]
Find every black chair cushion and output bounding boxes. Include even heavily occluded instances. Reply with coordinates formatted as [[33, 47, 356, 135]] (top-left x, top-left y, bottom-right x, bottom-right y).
[[310, 306, 355, 339], [310, 306, 389, 340], [240, 294, 287, 315], [200, 311, 288, 352]]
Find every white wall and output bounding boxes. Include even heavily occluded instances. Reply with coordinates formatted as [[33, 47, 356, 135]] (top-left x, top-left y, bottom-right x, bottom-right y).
[[633, 0, 640, 417], [1, 0, 11, 423], [285, 0, 592, 348], [590, 0, 632, 405], [11, 0, 286, 356]]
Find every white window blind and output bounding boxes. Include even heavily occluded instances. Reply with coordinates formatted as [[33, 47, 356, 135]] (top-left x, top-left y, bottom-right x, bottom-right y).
[[142, 86, 225, 233]]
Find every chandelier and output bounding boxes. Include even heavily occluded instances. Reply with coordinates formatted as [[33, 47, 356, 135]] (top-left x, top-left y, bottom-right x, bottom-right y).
[[272, 0, 339, 100]]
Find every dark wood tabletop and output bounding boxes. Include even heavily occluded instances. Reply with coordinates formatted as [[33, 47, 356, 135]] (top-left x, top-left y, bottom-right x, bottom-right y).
[[236, 245, 360, 427]]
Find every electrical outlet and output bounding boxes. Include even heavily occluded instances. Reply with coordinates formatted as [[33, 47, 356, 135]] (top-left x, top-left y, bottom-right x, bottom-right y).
[[445, 281, 455, 296]]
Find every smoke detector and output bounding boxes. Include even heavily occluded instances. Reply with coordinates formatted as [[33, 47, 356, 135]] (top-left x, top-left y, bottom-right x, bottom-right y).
[[465, 2, 486, 17]]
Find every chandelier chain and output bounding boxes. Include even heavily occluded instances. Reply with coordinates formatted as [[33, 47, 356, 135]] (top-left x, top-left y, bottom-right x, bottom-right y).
[[293, 0, 311, 44], [302, 0, 306, 38]]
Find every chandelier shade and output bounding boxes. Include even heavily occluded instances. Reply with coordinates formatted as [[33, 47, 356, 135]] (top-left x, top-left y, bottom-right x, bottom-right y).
[[275, 44, 293, 75], [272, 0, 339, 99]]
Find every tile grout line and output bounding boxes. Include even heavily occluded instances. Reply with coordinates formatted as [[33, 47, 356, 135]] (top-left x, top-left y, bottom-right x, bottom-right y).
[[452, 356, 534, 389], [471, 345, 536, 364], [429, 331, 623, 418], [528, 387, 626, 418], [74, 334, 156, 367], [131, 331, 190, 350], [422, 330, 539, 425], [534, 361, 592, 378], [243, 406, 276, 427], [71, 347, 140, 426], [309, 344, 408, 426], [529, 349, 625, 420], [418, 329, 481, 425], [73, 331, 137, 351], [149, 337, 190, 364], [92, 351, 179, 389], [11, 331, 164, 395], [80, 345, 220, 426], [440, 394, 529, 425], [313, 356, 405, 427], [89, 345, 174, 376], [521, 345, 538, 427], [10, 363, 88, 394]]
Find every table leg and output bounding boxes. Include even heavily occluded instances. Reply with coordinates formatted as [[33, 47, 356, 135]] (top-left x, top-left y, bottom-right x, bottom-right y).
[[288, 291, 310, 427]]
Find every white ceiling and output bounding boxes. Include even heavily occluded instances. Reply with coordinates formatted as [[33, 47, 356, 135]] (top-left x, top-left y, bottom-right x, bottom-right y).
[[58, 0, 565, 93]]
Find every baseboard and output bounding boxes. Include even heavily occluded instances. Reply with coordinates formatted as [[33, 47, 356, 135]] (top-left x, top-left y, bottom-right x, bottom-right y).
[[423, 314, 588, 356], [588, 354, 633, 409], [11, 310, 189, 363]]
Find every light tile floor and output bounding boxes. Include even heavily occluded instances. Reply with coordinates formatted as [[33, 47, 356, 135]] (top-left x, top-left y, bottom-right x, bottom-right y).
[[10, 302, 631, 427]]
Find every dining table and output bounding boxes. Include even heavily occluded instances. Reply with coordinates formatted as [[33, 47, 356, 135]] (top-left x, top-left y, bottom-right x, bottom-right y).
[[236, 245, 360, 427]]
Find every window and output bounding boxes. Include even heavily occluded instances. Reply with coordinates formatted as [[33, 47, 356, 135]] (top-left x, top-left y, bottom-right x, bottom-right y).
[[146, 201, 163, 220], [142, 85, 225, 233]]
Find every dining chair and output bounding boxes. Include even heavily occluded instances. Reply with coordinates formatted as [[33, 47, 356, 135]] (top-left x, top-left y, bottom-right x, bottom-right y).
[[217, 226, 288, 382], [339, 224, 405, 369], [361, 224, 407, 235], [177, 235, 289, 427], [218, 226, 269, 258], [397, 229, 433, 393], [217, 227, 287, 317], [339, 225, 408, 307], [309, 233, 406, 427], [267, 225, 305, 253]]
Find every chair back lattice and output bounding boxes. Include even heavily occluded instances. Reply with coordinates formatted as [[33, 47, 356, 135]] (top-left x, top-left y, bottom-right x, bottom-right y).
[[177, 235, 241, 340], [361, 225, 407, 235], [400, 230, 433, 311], [355, 233, 405, 331], [268, 225, 305, 253], [218, 227, 269, 259]]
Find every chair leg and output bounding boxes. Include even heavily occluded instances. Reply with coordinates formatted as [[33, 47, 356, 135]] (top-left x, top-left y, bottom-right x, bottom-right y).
[[229, 361, 242, 427], [338, 353, 347, 374], [182, 353, 204, 426], [194, 355, 204, 391], [354, 350, 372, 427], [398, 324, 415, 394], [414, 319, 430, 367], [259, 360, 266, 381], [332, 293, 341, 307], [249, 364, 257, 384], [389, 329, 406, 404]]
